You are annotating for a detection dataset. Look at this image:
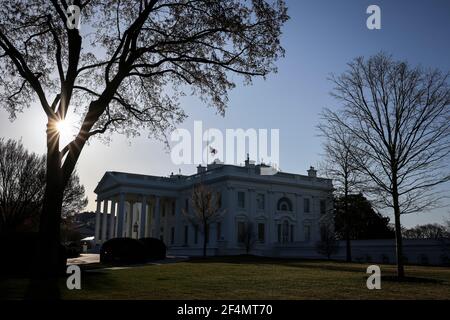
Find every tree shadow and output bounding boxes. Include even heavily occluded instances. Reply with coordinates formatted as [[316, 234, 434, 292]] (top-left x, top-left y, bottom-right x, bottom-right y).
[[381, 275, 444, 284]]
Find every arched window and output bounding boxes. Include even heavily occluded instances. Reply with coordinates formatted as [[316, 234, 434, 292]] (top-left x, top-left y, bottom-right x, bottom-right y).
[[277, 197, 292, 211]]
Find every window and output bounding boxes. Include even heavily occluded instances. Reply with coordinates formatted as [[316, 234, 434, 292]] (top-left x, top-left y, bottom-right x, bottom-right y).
[[277, 224, 282, 242], [237, 221, 246, 243], [205, 224, 210, 244], [258, 223, 265, 242], [171, 227, 175, 244], [304, 225, 311, 241], [160, 227, 164, 242], [216, 222, 222, 241], [184, 225, 189, 245], [320, 200, 326, 215], [162, 205, 166, 217], [237, 192, 245, 208], [304, 198, 310, 213], [277, 197, 292, 211], [256, 193, 265, 210], [185, 198, 189, 212], [290, 225, 294, 242], [194, 225, 198, 244], [172, 202, 175, 216]]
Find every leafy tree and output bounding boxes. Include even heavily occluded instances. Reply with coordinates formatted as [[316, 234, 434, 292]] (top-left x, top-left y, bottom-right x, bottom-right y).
[[184, 183, 222, 258], [334, 194, 395, 241], [0, 0, 288, 276], [0, 138, 87, 235], [324, 53, 450, 279]]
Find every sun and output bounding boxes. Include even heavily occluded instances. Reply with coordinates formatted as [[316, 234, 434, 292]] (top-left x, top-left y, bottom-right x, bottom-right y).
[[55, 118, 76, 147], [56, 119, 70, 135]]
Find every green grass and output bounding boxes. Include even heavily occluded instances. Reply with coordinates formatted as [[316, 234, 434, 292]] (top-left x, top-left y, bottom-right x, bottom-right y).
[[2, 256, 450, 300]]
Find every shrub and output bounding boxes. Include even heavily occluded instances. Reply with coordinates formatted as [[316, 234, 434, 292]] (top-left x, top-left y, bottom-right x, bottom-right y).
[[418, 254, 429, 265], [0, 232, 67, 276], [100, 238, 147, 264], [139, 237, 167, 260], [65, 241, 81, 258]]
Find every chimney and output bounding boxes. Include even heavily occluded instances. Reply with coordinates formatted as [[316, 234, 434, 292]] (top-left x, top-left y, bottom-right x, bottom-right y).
[[307, 166, 317, 178], [197, 164, 206, 174]]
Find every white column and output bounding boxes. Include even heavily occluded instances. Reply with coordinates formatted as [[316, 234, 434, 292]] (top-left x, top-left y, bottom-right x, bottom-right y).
[[153, 197, 160, 239], [226, 186, 235, 246], [140, 195, 147, 238], [116, 194, 126, 237], [249, 189, 255, 218], [101, 199, 108, 241], [146, 202, 152, 237], [128, 201, 134, 238], [174, 197, 181, 245], [268, 191, 274, 244], [109, 200, 116, 239], [95, 199, 101, 244]]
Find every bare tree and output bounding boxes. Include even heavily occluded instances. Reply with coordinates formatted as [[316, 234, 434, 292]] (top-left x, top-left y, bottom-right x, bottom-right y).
[[240, 222, 256, 254], [184, 183, 222, 258], [325, 53, 450, 278], [316, 207, 339, 260], [315, 225, 339, 260], [318, 115, 367, 262], [0, 138, 88, 234], [0, 0, 288, 276], [402, 223, 450, 239]]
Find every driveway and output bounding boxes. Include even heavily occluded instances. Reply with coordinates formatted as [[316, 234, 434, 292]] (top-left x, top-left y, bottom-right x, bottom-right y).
[[67, 253, 100, 265]]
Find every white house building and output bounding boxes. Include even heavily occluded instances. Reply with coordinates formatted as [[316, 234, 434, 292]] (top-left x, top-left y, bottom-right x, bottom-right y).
[[93, 159, 334, 257]]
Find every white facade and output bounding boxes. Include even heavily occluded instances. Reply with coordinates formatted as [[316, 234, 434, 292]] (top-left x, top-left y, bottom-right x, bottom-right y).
[[93, 161, 334, 256]]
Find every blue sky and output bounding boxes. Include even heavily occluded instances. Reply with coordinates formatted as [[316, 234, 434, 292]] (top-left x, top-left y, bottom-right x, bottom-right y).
[[0, 0, 449, 226]]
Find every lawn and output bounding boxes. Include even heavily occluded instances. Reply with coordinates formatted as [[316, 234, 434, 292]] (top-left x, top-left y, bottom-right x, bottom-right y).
[[2, 256, 450, 299]]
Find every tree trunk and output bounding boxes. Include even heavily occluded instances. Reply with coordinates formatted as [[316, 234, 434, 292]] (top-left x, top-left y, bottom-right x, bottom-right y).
[[390, 163, 405, 279], [343, 177, 352, 262], [203, 223, 208, 258], [345, 231, 352, 262], [26, 121, 65, 299], [392, 192, 405, 279]]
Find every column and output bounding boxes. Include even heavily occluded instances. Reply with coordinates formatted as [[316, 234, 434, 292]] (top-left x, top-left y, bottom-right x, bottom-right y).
[[267, 191, 274, 244], [174, 197, 181, 245], [226, 186, 235, 246], [95, 199, 101, 244], [109, 200, 116, 239], [128, 201, 134, 238], [153, 197, 160, 239], [249, 189, 255, 218], [295, 194, 303, 241], [101, 199, 108, 241], [140, 195, 147, 239], [116, 194, 126, 237]]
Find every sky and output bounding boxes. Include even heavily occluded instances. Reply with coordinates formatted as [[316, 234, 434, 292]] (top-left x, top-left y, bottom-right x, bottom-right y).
[[0, 0, 449, 227]]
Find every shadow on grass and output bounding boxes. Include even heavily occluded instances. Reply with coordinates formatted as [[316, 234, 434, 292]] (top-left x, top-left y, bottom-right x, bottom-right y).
[[380, 275, 444, 284], [185, 255, 371, 274], [78, 269, 117, 291]]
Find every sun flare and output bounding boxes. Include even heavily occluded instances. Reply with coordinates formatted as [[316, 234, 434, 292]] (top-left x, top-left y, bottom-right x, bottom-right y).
[[56, 119, 69, 135]]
